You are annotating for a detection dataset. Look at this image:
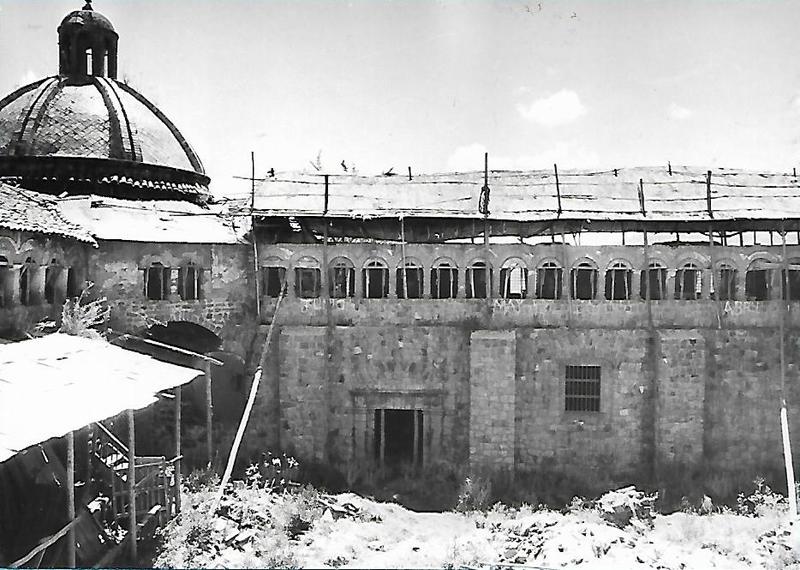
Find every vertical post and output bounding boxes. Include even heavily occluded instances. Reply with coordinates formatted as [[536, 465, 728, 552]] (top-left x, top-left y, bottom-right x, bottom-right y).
[[483, 153, 491, 299], [408, 166, 412, 181], [66, 430, 76, 568], [205, 360, 213, 465], [323, 174, 330, 216], [554, 163, 562, 216], [706, 170, 714, 218], [780, 228, 798, 517], [709, 226, 723, 328], [251, 152, 261, 319], [174, 386, 182, 515], [379, 409, 386, 468], [412, 410, 420, 468], [127, 409, 137, 562]]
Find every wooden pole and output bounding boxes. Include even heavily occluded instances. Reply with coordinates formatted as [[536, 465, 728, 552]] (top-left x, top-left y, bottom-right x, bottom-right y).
[[205, 360, 213, 465], [66, 430, 76, 568], [127, 409, 137, 562], [780, 229, 798, 517], [251, 151, 261, 319], [554, 163, 562, 216], [323, 174, 329, 216], [379, 409, 386, 468], [484, 153, 491, 299], [706, 170, 714, 218], [174, 386, 182, 515]]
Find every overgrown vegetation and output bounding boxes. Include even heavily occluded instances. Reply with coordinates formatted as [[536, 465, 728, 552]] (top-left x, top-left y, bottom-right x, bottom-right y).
[[32, 284, 109, 338]]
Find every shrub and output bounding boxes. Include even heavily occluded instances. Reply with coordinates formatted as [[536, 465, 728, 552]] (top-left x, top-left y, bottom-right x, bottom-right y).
[[455, 476, 492, 512]]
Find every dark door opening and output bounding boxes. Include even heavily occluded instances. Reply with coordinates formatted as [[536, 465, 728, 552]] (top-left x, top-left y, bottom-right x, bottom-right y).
[[374, 409, 423, 468]]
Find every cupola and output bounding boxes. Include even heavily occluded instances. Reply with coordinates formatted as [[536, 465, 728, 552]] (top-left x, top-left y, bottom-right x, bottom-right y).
[[58, 0, 119, 79]]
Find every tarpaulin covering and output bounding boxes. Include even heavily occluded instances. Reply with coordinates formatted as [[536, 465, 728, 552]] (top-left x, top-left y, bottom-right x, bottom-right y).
[[0, 334, 203, 464], [250, 166, 800, 222]]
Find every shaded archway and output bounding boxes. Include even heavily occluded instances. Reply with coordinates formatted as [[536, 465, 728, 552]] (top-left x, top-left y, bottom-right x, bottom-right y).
[[147, 321, 222, 355]]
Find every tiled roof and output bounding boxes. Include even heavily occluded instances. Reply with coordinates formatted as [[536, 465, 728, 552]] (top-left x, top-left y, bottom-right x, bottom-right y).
[[0, 76, 205, 179], [0, 182, 96, 244]]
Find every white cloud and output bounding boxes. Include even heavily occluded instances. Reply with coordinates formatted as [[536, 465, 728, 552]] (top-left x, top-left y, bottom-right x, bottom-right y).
[[516, 89, 586, 127], [668, 103, 693, 120], [445, 142, 599, 172], [793, 94, 800, 114]]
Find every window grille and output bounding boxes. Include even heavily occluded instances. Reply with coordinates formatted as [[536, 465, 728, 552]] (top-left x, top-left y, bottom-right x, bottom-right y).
[[261, 266, 286, 297], [179, 262, 202, 300], [536, 261, 562, 299], [500, 259, 527, 299], [396, 261, 423, 299], [565, 365, 601, 412], [604, 262, 632, 300], [329, 258, 355, 298], [675, 263, 702, 300], [431, 260, 458, 299], [571, 262, 597, 300], [295, 267, 321, 298], [782, 259, 800, 301], [363, 260, 389, 298], [640, 263, 667, 300], [145, 262, 170, 301], [745, 261, 771, 300], [466, 261, 491, 298], [713, 264, 737, 301], [0, 256, 11, 308]]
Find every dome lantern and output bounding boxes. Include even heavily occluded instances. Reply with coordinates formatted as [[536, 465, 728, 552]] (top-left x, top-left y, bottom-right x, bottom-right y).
[[58, 0, 119, 79]]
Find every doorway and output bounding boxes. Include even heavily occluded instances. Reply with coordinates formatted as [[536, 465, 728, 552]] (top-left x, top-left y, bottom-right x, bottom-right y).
[[374, 409, 423, 467]]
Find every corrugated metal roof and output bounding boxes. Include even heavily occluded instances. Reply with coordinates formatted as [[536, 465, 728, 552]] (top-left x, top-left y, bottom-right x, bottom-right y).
[[0, 334, 203, 464], [58, 195, 249, 244], [0, 182, 96, 244], [251, 166, 800, 222]]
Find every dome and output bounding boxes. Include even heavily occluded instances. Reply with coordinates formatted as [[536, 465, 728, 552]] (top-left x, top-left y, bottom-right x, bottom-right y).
[[0, 2, 210, 201], [0, 76, 209, 199]]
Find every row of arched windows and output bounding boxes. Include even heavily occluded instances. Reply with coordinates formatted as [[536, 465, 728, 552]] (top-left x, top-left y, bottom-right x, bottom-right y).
[[143, 261, 203, 301], [0, 257, 81, 308], [260, 255, 800, 301]]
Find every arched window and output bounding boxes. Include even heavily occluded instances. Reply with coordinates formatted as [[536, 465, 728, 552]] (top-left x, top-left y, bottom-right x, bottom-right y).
[[44, 258, 63, 304], [364, 259, 389, 298], [536, 260, 563, 300], [571, 260, 597, 300], [745, 258, 772, 301], [500, 258, 528, 299], [466, 260, 491, 299], [0, 256, 12, 308], [145, 261, 170, 301], [782, 258, 800, 301], [397, 259, 424, 299], [431, 258, 458, 299], [294, 256, 321, 299], [640, 262, 667, 300], [604, 261, 633, 300], [329, 257, 355, 298], [261, 256, 286, 298], [66, 266, 82, 298], [713, 262, 737, 301], [179, 261, 203, 301], [19, 257, 38, 306], [675, 261, 702, 300]]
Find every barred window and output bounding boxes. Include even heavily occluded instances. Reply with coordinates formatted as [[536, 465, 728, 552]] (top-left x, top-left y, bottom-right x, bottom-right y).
[[565, 365, 601, 412], [396, 259, 423, 299], [145, 261, 170, 301], [500, 258, 527, 299], [604, 261, 632, 300], [466, 260, 491, 299], [0, 256, 12, 308], [294, 256, 321, 299], [640, 262, 667, 300], [536, 260, 562, 300], [675, 262, 702, 300], [363, 259, 389, 299], [713, 263, 737, 301], [431, 259, 458, 299], [571, 261, 597, 300], [782, 258, 800, 301], [329, 257, 355, 298], [179, 262, 203, 300], [745, 259, 771, 301], [261, 257, 286, 298]]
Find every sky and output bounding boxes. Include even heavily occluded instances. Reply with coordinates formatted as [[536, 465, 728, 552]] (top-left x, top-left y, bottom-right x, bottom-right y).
[[1, 0, 799, 199]]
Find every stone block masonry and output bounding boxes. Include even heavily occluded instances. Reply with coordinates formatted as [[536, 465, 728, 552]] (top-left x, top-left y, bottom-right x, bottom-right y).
[[470, 330, 516, 470]]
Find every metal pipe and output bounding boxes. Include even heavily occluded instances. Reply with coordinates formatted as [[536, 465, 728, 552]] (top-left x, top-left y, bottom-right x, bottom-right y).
[[66, 431, 76, 568]]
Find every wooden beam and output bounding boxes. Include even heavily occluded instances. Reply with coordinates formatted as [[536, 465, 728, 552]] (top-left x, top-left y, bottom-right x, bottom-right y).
[[66, 430, 76, 568], [205, 360, 213, 465], [174, 386, 182, 515], [9, 518, 82, 568], [127, 409, 137, 562]]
